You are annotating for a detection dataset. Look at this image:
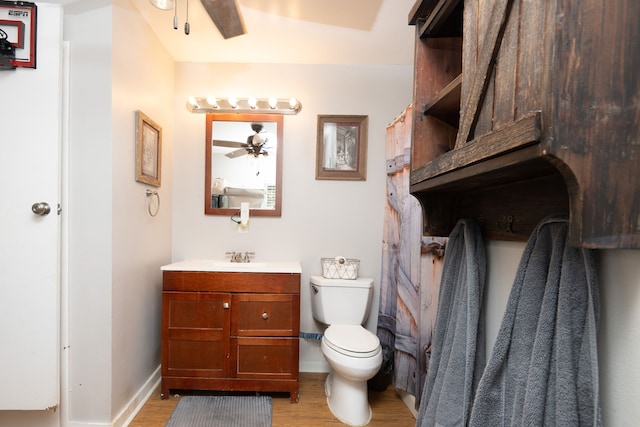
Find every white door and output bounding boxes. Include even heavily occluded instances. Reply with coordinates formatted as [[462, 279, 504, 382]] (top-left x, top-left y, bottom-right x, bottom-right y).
[[0, 5, 62, 409]]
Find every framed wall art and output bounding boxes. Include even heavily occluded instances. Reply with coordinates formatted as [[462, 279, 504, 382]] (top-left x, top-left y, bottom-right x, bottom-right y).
[[135, 110, 162, 187], [316, 115, 368, 181], [0, 1, 37, 68]]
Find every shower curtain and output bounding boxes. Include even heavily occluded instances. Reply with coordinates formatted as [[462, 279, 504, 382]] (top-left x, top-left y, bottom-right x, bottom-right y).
[[377, 105, 446, 404]]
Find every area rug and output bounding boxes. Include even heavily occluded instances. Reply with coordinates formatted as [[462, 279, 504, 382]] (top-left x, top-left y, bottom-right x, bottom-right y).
[[165, 395, 272, 427]]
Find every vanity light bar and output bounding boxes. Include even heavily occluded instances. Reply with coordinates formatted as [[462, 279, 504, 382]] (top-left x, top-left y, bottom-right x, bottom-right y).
[[186, 97, 302, 115]]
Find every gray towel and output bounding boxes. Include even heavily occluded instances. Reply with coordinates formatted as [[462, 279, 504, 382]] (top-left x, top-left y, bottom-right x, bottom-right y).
[[416, 219, 487, 427], [469, 216, 601, 426]]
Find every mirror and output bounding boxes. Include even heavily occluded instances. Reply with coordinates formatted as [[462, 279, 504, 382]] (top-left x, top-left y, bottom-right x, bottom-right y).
[[205, 113, 283, 216]]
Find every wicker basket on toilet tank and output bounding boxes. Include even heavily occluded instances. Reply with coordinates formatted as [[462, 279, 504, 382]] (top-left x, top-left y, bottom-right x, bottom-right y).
[[321, 257, 360, 280]]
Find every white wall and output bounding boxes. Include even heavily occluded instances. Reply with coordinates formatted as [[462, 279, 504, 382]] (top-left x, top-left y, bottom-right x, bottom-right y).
[[110, 0, 174, 423], [64, 3, 113, 422], [485, 242, 640, 427], [597, 250, 640, 426], [172, 62, 413, 371], [61, 0, 174, 425]]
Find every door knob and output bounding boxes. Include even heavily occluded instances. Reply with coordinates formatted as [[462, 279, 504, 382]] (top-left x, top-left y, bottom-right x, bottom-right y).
[[31, 202, 51, 216], [262, 312, 269, 320]]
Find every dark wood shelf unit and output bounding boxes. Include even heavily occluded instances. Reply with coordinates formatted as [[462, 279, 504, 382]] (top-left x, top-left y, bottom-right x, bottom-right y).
[[408, 0, 640, 248]]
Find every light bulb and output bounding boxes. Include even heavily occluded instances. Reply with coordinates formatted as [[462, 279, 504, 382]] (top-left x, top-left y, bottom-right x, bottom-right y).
[[206, 96, 218, 108], [289, 98, 298, 109], [149, 0, 175, 10], [248, 97, 257, 109], [228, 96, 237, 108], [187, 96, 198, 107]]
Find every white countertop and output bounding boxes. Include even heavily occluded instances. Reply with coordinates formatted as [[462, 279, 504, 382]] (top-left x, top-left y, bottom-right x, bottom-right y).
[[161, 259, 302, 274]]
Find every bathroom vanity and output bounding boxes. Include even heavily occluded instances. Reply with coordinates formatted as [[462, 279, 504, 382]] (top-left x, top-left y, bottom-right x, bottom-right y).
[[160, 260, 301, 402]]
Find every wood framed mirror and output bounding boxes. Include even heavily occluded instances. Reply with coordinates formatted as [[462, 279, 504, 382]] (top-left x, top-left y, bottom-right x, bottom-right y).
[[205, 113, 283, 216]]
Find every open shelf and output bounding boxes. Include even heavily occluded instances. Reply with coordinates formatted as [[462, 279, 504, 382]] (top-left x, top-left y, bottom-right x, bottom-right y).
[[413, 158, 569, 241], [410, 0, 463, 172], [411, 113, 541, 184], [422, 74, 461, 127], [409, 0, 463, 38]]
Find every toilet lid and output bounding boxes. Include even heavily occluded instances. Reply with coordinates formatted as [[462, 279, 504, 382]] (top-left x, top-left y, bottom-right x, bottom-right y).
[[323, 325, 381, 358]]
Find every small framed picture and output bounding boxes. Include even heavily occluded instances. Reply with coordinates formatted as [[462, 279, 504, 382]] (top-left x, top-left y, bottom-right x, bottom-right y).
[[135, 111, 162, 187], [316, 115, 368, 180]]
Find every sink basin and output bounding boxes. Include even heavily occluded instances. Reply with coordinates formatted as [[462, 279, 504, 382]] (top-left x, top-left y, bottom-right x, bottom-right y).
[[161, 259, 302, 274], [212, 261, 267, 269]]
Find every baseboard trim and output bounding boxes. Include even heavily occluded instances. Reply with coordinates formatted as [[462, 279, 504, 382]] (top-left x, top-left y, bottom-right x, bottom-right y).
[[300, 361, 330, 373], [65, 422, 111, 427], [113, 365, 161, 427], [396, 389, 418, 419]]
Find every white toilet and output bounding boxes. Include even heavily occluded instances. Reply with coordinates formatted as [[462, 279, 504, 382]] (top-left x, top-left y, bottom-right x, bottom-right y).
[[310, 276, 383, 426]]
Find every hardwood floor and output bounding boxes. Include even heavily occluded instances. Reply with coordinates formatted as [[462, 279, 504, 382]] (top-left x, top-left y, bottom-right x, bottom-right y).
[[129, 372, 417, 426]]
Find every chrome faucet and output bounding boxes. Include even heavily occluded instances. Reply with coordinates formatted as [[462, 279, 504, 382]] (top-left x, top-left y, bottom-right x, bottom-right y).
[[225, 251, 255, 263]]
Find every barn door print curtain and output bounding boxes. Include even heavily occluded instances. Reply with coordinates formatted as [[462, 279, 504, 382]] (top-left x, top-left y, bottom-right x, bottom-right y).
[[377, 105, 446, 404]]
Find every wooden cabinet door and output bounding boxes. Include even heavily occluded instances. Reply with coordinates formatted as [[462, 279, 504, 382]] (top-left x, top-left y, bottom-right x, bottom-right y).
[[162, 292, 231, 378]]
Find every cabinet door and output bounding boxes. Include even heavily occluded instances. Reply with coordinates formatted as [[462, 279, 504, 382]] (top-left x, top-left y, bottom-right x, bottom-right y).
[[231, 337, 299, 380], [162, 292, 231, 378], [231, 293, 300, 337]]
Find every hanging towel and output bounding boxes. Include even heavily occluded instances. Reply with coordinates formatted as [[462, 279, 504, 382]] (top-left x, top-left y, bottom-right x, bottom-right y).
[[469, 216, 601, 426], [416, 219, 487, 427]]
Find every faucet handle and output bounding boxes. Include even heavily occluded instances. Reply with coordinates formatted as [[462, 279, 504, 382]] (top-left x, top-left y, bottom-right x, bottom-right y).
[[244, 251, 255, 262]]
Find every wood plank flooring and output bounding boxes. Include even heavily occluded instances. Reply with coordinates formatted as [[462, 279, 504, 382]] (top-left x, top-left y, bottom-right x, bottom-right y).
[[129, 372, 416, 426]]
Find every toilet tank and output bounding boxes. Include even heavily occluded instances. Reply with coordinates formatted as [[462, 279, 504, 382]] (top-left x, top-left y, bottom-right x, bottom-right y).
[[310, 276, 374, 325]]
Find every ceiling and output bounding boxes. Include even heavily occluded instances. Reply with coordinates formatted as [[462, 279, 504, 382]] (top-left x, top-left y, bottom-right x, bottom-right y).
[[53, 0, 417, 64]]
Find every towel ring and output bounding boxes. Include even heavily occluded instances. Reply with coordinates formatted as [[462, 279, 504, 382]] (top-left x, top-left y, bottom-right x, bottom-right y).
[[145, 189, 160, 217]]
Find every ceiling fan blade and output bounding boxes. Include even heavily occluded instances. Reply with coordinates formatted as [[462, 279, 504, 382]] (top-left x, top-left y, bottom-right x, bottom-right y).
[[200, 0, 246, 39], [226, 148, 248, 158], [212, 139, 245, 148]]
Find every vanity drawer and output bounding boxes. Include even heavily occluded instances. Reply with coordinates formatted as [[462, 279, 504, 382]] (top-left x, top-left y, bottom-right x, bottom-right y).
[[163, 271, 300, 293], [231, 293, 300, 337], [231, 337, 299, 379]]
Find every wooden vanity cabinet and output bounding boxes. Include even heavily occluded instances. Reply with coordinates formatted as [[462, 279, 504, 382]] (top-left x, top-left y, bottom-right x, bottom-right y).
[[409, 0, 640, 248], [161, 271, 300, 402]]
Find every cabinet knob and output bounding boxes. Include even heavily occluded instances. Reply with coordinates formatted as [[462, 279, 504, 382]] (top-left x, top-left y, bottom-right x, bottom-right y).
[[223, 302, 229, 309], [262, 312, 268, 320]]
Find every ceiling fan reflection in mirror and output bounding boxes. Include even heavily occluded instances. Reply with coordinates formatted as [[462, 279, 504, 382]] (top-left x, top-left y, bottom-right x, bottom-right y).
[[149, 0, 246, 39], [213, 123, 273, 158]]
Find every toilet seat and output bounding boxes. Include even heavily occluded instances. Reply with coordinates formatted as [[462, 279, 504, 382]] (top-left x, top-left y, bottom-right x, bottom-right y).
[[323, 325, 381, 358]]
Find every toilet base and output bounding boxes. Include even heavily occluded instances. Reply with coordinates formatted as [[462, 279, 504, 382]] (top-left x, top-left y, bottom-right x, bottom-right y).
[[325, 372, 372, 426]]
